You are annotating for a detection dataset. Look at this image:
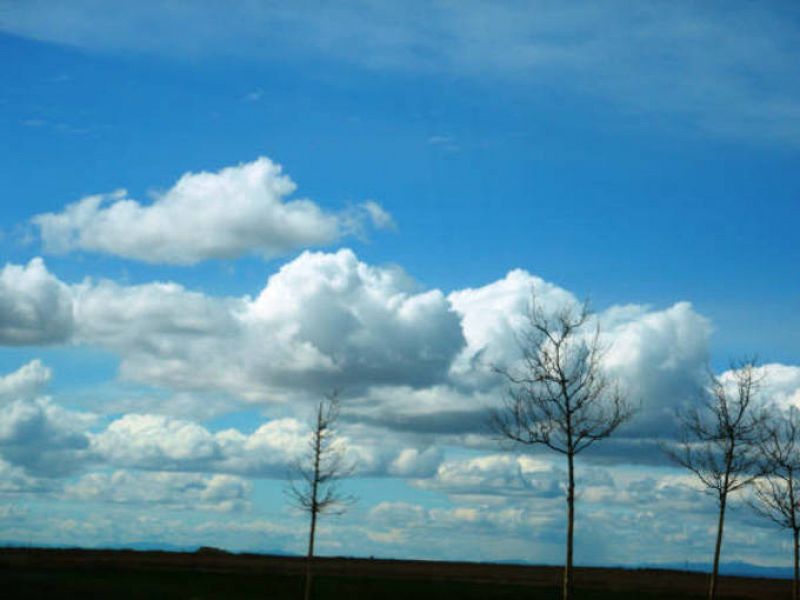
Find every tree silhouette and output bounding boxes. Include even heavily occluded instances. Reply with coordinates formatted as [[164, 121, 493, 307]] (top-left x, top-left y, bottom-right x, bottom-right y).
[[750, 406, 800, 600], [491, 298, 634, 600], [664, 360, 768, 600], [286, 393, 354, 600]]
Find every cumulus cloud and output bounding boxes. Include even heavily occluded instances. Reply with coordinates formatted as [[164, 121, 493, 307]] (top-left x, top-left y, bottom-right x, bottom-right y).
[[0, 359, 52, 399], [91, 414, 222, 470], [242, 249, 464, 390], [33, 157, 391, 264], [67, 249, 464, 397], [601, 302, 712, 436], [0, 458, 51, 494], [446, 268, 713, 446], [416, 453, 563, 500], [722, 363, 800, 411], [448, 268, 578, 386], [90, 412, 443, 479], [71, 277, 249, 395], [344, 385, 493, 436], [0, 397, 93, 477], [91, 413, 314, 477], [64, 470, 251, 512], [0, 253, 786, 461], [367, 499, 560, 545], [0, 361, 94, 478], [0, 258, 73, 345]]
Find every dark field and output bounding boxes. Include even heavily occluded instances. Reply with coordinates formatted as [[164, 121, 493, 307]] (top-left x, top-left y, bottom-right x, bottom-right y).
[[0, 547, 789, 599]]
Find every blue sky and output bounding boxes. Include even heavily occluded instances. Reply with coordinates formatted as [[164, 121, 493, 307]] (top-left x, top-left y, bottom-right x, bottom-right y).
[[0, 1, 798, 568]]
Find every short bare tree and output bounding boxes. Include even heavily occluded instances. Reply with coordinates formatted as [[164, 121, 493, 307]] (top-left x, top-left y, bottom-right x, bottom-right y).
[[286, 393, 354, 600], [491, 298, 634, 600], [664, 360, 768, 600], [750, 406, 800, 600]]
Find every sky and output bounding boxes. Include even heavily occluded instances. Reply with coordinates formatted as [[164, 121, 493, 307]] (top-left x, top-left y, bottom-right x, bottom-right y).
[[0, 0, 799, 568]]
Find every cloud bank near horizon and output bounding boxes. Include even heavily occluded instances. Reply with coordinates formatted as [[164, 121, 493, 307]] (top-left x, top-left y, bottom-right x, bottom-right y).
[[0, 248, 797, 563]]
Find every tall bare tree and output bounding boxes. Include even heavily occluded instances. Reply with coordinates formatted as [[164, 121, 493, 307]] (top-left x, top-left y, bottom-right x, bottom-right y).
[[491, 299, 633, 600], [750, 406, 800, 600], [664, 360, 768, 600], [286, 393, 354, 600]]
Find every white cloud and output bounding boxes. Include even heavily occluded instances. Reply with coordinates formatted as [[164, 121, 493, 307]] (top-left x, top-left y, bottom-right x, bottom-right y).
[[416, 453, 563, 500], [91, 414, 220, 470], [387, 447, 443, 478], [0, 359, 52, 400], [67, 249, 464, 397], [601, 302, 712, 436], [242, 249, 463, 390], [72, 277, 249, 395], [360, 200, 395, 229], [448, 269, 578, 386], [758, 364, 800, 410], [0, 458, 51, 494], [0, 254, 786, 467], [0, 258, 73, 345], [90, 413, 311, 477], [90, 411, 443, 480], [367, 499, 559, 543], [715, 362, 800, 412], [65, 470, 251, 512], [33, 157, 391, 264], [0, 396, 93, 477], [447, 269, 713, 444], [345, 385, 492, 436], [0, 361, 96, 479]]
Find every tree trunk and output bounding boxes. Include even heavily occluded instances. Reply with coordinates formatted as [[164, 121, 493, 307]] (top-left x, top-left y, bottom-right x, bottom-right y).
[[304, 508, 317, 600], [794, 528, 799, 600], [708, 492, 727, 600], [562, 451, 575, 600]]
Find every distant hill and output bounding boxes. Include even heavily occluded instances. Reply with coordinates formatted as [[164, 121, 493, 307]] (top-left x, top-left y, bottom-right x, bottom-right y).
[[639, 561, 792, 580], [0, 542, 789, 581]]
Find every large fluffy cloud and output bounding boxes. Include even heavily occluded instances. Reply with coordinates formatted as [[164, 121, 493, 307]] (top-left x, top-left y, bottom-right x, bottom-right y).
[[601, 302, 712, 436], [448, 269, 578, 387], [0, 253, 794, 454], [446, 269, 713, 445], [242, 249, 464, 390], [0, 258, 73, 345], [33, 157, 391, 264], [71, 249, 464, 397]]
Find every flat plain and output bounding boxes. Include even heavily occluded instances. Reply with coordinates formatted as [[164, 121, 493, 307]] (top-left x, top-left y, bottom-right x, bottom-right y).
[[0, 548, 789, 599]]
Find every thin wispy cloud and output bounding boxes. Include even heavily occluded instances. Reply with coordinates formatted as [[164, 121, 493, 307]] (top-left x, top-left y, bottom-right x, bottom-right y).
[[3, 1, 800, 144]]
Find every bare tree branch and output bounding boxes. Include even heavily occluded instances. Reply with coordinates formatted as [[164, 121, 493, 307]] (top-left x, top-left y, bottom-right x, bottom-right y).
[[662, 358, 769, 600], [749, 406, 800, 600], [490, 295, 635, 600], [285, 392, 356, 600]]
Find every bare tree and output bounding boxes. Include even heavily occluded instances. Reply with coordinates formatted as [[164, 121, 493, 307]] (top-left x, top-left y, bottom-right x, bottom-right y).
[[491, 298, 634, 600], [664, 360, 768, 600], [750, 406, 800, 600], [286, 393, 354, 600]]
